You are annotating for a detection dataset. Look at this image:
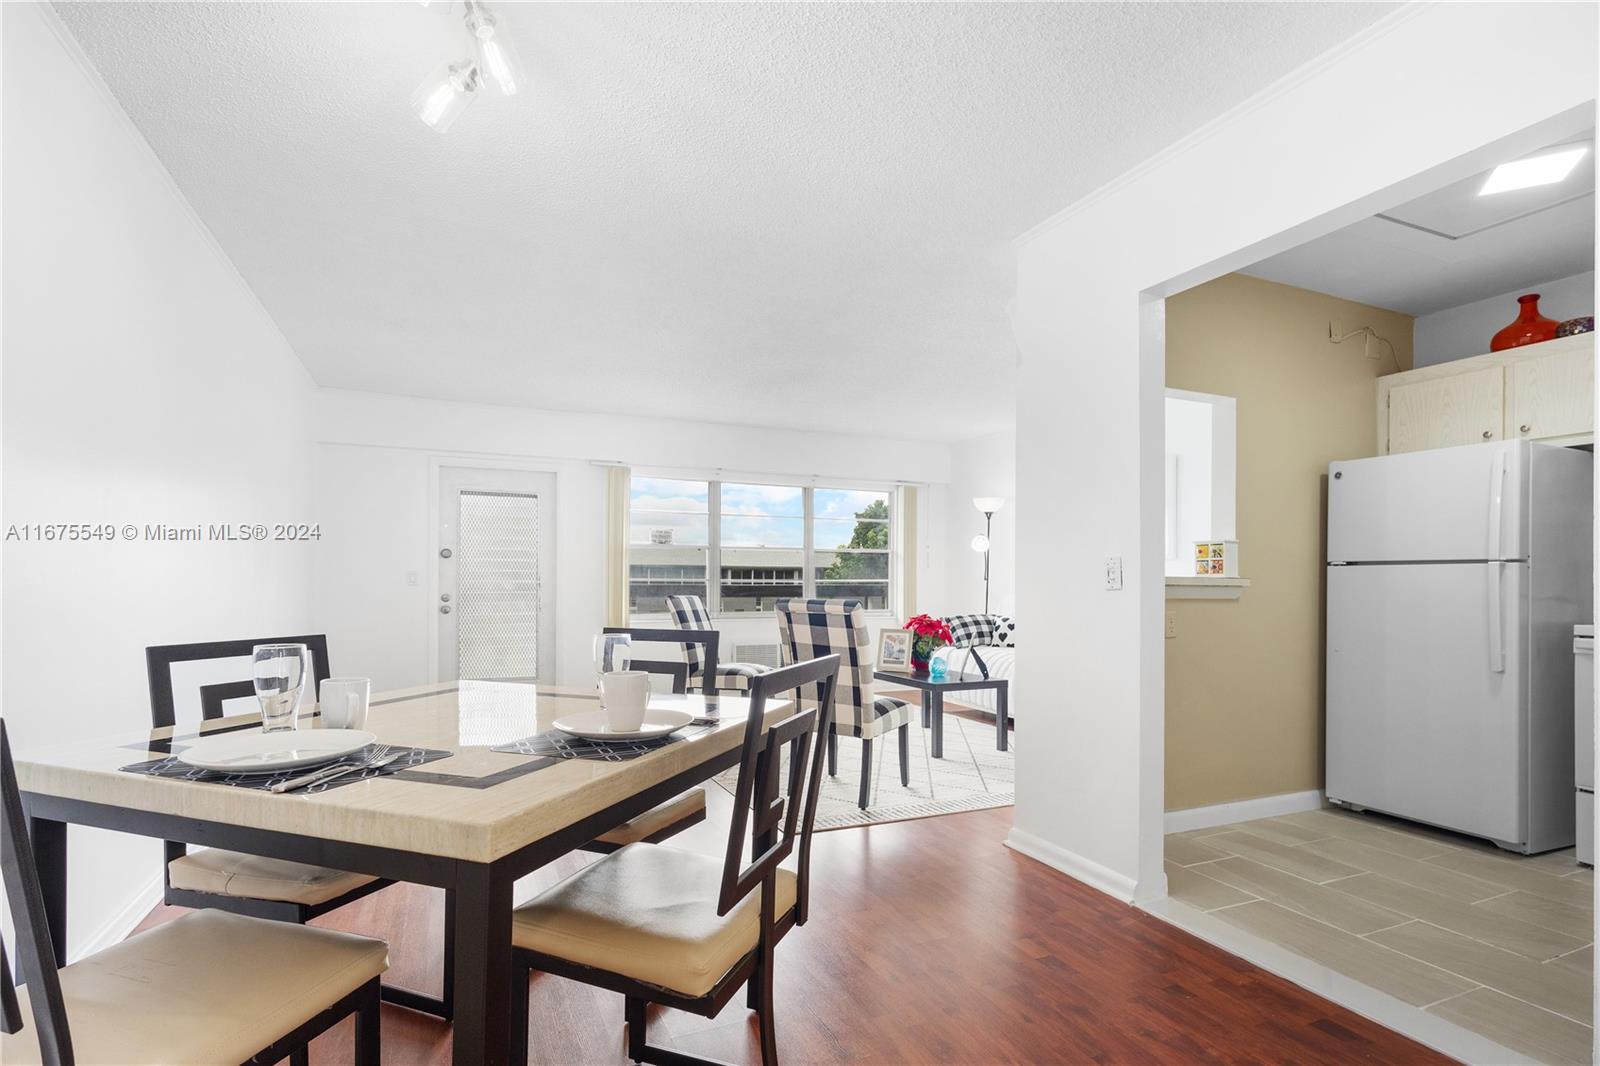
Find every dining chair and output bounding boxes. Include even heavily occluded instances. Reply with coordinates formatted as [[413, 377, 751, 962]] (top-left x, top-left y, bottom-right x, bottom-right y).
[[665, 594, 774, 694], [0, 720, 387, 1066], [509, 652, 841, 1066], [776, 598, 917, 809], [144, 636, 453, 1023], [582, 627, 726, 854]]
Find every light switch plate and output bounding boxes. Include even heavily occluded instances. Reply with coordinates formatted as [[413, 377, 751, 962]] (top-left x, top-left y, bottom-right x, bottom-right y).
[[1166, 612, 1177, 639], [1104, 556, 1123, 591]]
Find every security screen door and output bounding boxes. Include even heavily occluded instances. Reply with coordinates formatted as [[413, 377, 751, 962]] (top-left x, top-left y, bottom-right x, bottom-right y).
[[436, 467, 556, 684]]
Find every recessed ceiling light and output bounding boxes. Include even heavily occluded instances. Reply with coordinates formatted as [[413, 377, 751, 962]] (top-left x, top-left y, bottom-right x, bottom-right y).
[[1479, 145, 1588, 196]]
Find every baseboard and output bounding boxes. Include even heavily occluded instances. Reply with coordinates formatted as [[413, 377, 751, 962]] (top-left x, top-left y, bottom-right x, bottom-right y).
[[1164, 789, 1323, 834], [70, 875, 162, 962], [1004, 828, 1137, 903]]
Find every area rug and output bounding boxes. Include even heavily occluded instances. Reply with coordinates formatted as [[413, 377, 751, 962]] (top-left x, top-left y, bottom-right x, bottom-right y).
[[713, 710, 1014, 830]]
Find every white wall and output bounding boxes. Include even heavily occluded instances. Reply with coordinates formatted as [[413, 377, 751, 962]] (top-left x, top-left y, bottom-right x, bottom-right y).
[[941, 428, 1016, 617], [1415, 269, 1596, 366], [311, 389, 953, 693], [1009, 3, 1596, 903], [2, 3, 318, 957]]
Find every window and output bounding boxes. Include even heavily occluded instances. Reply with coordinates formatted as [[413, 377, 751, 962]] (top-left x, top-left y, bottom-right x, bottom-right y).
[[627, 477, 893, 616], [1164, 389, 1237, 577], [814, 488, 889, 609], [719, 483, 804, 614], [628, 477, 709, 614]]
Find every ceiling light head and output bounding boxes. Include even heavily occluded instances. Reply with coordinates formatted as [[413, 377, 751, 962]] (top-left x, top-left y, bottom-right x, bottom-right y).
[[463, 1, 522, 95], [412, 59, 481, 133], [972, 496, 1005, 515], [1479, 145, 1588, 196]]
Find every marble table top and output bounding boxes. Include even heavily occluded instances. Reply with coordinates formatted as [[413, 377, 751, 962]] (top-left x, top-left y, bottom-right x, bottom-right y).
[[13, 681, 786, 864]]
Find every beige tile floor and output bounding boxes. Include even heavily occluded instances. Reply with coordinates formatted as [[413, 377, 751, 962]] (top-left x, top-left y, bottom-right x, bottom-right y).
[[1167, 807, 1594, 1065]]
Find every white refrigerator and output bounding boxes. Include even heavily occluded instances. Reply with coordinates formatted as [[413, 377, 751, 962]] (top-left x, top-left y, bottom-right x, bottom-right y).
[[1325, 439, 1593, 854]]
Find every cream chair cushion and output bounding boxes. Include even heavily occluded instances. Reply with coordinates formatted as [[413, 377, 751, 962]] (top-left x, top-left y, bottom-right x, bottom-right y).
[[512, 842, 796, 998], [593, 790, 705, 846], [168, 848, 378, 905], [2, 909, 387, 1065]]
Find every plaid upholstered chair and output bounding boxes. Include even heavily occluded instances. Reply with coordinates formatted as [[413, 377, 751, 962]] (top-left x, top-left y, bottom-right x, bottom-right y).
[[776, 598, 916, 809], [666, 594, 774, 694]]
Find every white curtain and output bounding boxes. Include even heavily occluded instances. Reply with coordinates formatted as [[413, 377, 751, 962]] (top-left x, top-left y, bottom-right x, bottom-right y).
[[604, 466, 630, 627]]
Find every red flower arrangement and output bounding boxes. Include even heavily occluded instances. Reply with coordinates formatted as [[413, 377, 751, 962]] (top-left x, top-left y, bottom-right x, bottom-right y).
[[904, 614, 953, 670]]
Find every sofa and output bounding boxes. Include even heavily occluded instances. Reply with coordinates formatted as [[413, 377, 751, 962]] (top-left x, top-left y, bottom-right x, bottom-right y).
[[931, 613, 1015, 719]]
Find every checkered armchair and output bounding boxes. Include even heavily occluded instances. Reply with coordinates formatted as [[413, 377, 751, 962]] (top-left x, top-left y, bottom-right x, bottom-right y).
[[776, 598, 917, 809], [664, 595, 773, 694]]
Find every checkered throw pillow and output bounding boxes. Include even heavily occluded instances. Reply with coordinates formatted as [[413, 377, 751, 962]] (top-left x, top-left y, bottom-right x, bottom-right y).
[[943, 613, 996, 649], [990, 615, 1015, 647]]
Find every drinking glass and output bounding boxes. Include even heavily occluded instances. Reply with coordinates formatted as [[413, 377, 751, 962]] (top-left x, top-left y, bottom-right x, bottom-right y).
[[253, 643, 308, 733], [592, 633, 631, 680]]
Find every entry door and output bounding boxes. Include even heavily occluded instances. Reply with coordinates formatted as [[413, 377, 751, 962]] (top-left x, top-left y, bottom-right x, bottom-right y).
[[436, 467, 556, 684]]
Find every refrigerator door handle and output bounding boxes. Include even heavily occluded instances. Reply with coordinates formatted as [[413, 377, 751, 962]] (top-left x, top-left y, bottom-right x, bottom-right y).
[[1488, 449, 1506, 560], [1487, 560, 1506, 673]]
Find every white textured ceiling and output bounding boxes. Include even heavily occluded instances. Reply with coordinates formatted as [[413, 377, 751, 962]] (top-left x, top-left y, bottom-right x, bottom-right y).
[[56, 1, 1395, 440], [1246, 137, 1596, 316]]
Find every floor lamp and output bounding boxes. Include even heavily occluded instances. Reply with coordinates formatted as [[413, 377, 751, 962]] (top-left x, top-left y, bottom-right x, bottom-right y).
[[971, 496, 1004, 614]]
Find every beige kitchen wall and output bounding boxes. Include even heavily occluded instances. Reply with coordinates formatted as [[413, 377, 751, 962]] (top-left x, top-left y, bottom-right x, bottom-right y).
[[1165, 273, 1414, 812]]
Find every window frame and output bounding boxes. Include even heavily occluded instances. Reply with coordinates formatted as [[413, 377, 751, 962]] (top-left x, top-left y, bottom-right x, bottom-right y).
[[627, 475, 896, 620]]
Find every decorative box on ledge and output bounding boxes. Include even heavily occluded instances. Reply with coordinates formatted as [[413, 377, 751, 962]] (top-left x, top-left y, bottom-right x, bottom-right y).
[[1193, 540, 1239, 577]]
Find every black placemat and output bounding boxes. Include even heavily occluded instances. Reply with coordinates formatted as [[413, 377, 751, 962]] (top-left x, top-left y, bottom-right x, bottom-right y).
[[491, 725, 714, 763], [118, 743, 452, 794]]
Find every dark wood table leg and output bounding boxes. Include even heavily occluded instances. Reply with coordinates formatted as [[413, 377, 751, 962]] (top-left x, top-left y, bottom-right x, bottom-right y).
[[451, 861, 513, 1066], [930, 691, 944, 759], [28, 815, 67, 968], [996, 683, 1009, 752]]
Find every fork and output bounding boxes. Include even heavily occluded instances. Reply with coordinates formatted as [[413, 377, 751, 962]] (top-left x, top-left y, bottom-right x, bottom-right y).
[[270, 745, 400, 794]]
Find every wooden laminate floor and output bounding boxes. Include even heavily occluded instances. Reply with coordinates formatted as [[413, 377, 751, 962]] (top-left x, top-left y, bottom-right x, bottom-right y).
[[1167, 808, 1595, 1065], [134, 798, 1448, 1065]]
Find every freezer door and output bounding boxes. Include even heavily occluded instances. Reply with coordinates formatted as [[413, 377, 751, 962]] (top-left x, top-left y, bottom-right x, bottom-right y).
[[1326, 562, 1526, 845], [1328, 440, 1526, 562]]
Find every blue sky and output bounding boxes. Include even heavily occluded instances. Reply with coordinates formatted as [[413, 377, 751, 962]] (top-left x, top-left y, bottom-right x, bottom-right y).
[[630, 478, 887, 549]]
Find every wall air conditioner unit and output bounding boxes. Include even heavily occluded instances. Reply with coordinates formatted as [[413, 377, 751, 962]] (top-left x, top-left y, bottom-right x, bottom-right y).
[[734, 643, 782, 668]]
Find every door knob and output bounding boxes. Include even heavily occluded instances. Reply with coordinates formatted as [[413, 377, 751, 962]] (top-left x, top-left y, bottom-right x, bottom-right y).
[[1520, 424, 1531, 434], [439, 548, 453, 559], [1482, 430, 1492, 439], [440, 593, 451, 603], [440, 605, 452, 615]]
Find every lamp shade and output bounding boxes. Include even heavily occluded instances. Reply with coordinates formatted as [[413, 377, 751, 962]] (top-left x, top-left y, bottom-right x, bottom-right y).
[[412, 59, 481, 132], [971, 534, 991, 554], [972, 496, 1005, 515]]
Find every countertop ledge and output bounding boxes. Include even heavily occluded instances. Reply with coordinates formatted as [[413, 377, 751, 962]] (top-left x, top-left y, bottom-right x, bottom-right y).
[[1166, 576, 1249, 600]]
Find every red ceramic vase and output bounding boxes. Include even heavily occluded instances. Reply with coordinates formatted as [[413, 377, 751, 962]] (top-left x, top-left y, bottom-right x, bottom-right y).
[[1490, 293, 1560, 352]]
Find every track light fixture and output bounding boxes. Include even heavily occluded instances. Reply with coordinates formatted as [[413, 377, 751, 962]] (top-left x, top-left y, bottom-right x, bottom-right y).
[[412, 0, 522, 132]]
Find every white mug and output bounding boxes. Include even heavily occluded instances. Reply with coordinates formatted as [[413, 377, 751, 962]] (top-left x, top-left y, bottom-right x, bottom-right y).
[[599, 671, 650, 732], [320, 677, 371, 730]]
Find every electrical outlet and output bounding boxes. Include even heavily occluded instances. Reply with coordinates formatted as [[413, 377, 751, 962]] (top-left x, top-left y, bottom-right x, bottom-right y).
[[1166, 612, 1177, 639], [1104, 556, 1123, 591], [406, 570, 419, 587]]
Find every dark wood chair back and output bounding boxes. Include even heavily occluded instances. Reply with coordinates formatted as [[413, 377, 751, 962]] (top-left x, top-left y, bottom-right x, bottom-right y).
[[0, 721, 74, 1062], [145, 635, 332, 729], [719, 653, 840, 928], [601, 627, 719, 697]]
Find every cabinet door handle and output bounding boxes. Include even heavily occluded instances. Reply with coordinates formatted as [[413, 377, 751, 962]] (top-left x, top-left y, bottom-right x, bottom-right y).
[[1520, 424, 1531, 434], [1482, 430, 1493, 439]]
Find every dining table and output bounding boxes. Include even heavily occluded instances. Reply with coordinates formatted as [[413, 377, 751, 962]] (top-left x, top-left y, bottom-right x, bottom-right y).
[[12, 679, 791, 1066]]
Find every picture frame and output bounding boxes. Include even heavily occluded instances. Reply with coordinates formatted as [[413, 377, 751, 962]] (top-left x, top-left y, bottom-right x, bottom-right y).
[[878, 628, 913, 670]]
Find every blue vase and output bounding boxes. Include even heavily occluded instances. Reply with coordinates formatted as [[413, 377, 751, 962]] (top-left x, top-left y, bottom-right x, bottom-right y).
[[928, 656, 948, 681]]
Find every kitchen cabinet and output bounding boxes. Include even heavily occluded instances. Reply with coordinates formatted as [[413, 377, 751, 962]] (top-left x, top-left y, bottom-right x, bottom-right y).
[[1377, 334, 1594, 455]]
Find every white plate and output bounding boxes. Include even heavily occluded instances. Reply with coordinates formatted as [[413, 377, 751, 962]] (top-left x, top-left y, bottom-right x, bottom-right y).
[[551, 708, 696, 742], [176, 729, 378, 774]]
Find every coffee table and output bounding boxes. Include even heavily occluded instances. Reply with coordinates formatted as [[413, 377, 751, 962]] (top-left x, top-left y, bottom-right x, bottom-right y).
[[873, 668, 1010, 757]]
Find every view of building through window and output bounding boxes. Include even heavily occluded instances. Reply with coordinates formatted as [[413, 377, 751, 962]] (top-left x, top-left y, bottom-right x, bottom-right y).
[[628, 477, 891, 615]]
